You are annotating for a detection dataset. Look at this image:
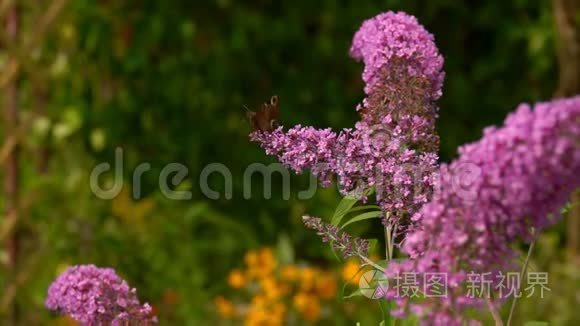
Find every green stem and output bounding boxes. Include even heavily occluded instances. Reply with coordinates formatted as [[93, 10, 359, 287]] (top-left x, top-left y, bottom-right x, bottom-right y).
[[385, 225, 391, 261], [379, 299, 392, 326], [384, 213, 391, 261], [485, 295, 503, 326], [380, 212, 396, 326], [384, 212, 396, 262], [506, 228, 537, 326], [359, 254, 385, 271], [390, 221, 398, 261]]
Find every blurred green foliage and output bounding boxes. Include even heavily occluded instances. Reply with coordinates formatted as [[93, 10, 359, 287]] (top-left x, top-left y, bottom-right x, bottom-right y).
[[0, 0, 574, 324]]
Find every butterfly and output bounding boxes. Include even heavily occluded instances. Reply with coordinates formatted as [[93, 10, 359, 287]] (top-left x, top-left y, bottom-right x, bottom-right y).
[[246, 95, 279, 132]]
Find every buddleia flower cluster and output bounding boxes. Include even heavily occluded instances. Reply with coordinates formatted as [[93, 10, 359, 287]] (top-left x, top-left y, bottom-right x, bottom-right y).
[[46, 264, 157, 325], [386, 96, 580, 324], [250, 11, 444, 226], [251, 9, 580, 325], [350, 11, 444, 99]]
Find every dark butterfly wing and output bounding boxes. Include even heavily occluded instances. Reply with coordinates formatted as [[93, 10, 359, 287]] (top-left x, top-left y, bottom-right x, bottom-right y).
[[256, 103, 271, 131], [246, 110, 259, 131], [267, 96, 279, 124], [247, 95, 280, 132]]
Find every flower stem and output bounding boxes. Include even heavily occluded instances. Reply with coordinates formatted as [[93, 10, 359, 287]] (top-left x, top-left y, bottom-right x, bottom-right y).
[[384, 212, 395, 261], [359, 254, 385, 271], [506, 228, 537, 326], [485, 296, 503, 326], [381, 212, 396, 326]]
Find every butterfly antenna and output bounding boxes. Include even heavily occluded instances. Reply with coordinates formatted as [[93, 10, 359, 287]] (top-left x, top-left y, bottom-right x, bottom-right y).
[[242, 105, 251, 112]]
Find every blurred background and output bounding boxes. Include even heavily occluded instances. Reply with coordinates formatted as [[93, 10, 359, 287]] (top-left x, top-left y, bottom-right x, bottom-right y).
[[0, 0, 578, 325]]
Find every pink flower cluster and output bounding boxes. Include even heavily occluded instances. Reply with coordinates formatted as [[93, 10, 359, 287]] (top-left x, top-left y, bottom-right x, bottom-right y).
[[350, 11, 444, 98], [250, 11, 443, 218], [46, 264, 157, 325], [250, 9, 580, 326], [387, 96, 580, 324], [251, 121, 438, 215]]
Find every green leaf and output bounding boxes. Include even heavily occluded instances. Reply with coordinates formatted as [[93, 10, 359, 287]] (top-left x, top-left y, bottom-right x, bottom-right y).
[[341, 210, 382, 228], [524, 322, 549, 326], [347, 205, 382, 213], [276, 233, 294, 265], [364, 186, 376, 197], [343, 288, 363, 299], [331, 196, 358, 226], [378, 300, 391, 326], [561, 201, 578, 214], [368, 239, 379, 252], [400, 315, 419, 326]]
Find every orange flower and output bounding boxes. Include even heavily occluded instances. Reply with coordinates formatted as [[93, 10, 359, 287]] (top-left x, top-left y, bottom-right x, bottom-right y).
[[259, 247, 275, 262], [257, 248, 277, 276], [301, 300, 321, 322], [341, 259, 362, 285], [251, 294, 267, 308], [316, 273, 337, 299], [293, 292, 321, 322], [214, 296, 236, 319], [228, 269, 246, 289], [246, 295, 284, 326], [246, 247, 277, 280], [271, 302, 287, 320], [245, 310, 282, 326], [280, 265, 300, 282], [292, 292, 309, 310], [299, 267, 318, 291], [245, 250, 259, 268], [260, 277, 287, 299], [245, 309, 269, 326]]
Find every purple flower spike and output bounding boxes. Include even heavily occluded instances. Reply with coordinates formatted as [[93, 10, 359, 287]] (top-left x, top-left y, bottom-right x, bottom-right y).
[[251, 12, 443, 221], [350, 11, 444, 99], [387, 96, 580, 324]]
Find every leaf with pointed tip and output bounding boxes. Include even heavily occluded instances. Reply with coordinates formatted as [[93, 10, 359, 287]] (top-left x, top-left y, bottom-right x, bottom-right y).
[[331, 196, 358, 226], [348, 205, 381, 213], [276, 233, 294, 265], [341, 210, 382, 228], [343, 288, 364, 299]]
